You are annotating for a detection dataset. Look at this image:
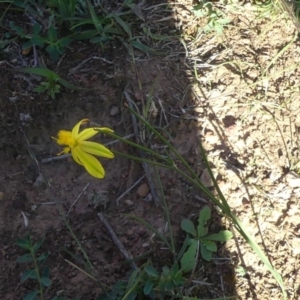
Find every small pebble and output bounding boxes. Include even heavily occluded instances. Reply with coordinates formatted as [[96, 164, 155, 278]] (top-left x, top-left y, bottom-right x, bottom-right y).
[[137, 183, 149, 197], [200, 168, 218, 187], [110, 105, 119, 116], [124, 199, 133, 206]]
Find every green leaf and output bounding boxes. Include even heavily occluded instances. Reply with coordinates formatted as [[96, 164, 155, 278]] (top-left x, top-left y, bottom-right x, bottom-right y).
[[22, 40, 33, 49], [103, 23, 121, 35], [33, 85, 47, 93], [42, 266, 50, 278], [202, 240, 217, 252], [32, 23, 42, 36], [50, 89, 56, 99], [161, 265, 170, 276], [111, 13, 132, 39], [180, 239, 198, 273], [17, 67, 60, 80], [9, 21, 25, 37], [143, 280, 154, 295], [33, 236, 45, 253], [16, 236, 31, 250], [17, 254, 34, 263], [58, 37, 72, 47], [47, 26, 58, 42], [46, 44, 60, 61], [127, 292, 137, 300], [181, 219, 196, 236], [126, 269, 140, 291], [205, 230, 233, 242], [236, 265, 247, 277], [173, 272, 185, 286], [171, 263, 179, 273], [200, 244, 212, 261], [31, 36, 45, 47], [41, 277, 52, 287], [90, 36, 107, 44], [164, 280, 174, 292], [144, 265, 159, 278], [36, 251, 48, 262], [23, 290, 39, 300], [58, 78, 87, 91], [86, 0, 103, 32], [130, 40, 164, 55], [21, 269, 38, 282], [197, 206, 211, 237], [74, 30, 97, 40], [176, 235, 190, 261]]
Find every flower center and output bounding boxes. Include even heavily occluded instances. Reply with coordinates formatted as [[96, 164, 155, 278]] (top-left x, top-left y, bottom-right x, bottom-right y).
[[56, 130, 77, 148]]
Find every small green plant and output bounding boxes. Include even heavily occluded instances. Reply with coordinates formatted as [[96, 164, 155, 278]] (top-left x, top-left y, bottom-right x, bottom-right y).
[[97, 209, 231, 299], [17, 67, 85, 99], [98, 263, 185, 300], [9, 21, 72, 61], [142, 264, 185, 298], [16, 234, 52, 300], [47, 0, 85, 27], [70, 0, 161, 55], [193, 1, 230, 34], [180, 206, 233, 270], [4, 0, 162, 61]]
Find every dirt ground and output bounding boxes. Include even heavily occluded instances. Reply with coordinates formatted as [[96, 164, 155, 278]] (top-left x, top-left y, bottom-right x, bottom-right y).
[[0, 0, 300, 299]]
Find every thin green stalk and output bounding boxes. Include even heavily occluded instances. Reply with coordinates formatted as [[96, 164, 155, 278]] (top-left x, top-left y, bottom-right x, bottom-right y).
[[113, 150, 173, 169], [113, 106, 286, 298], [198, 142, 286, 298], [104, 131, 172, 164], [121, 268, 144, 300], [29, 237, 44, 300], [65, 259, 99, 283], [153, 165, 175, 255]]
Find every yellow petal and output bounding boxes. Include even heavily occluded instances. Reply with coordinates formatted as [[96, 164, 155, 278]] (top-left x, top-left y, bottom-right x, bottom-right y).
[[72, 147, 105, 178], [79, 141, 114, 158], [93, 127, 114, 133], [77, 127, 114, 142], [71, 147, 83, 166], [77, 128, 99, 142], [72, 119, 89, 139]]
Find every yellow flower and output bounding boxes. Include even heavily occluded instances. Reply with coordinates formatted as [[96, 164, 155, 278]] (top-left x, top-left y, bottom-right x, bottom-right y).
[[54, 119, 114, 178]]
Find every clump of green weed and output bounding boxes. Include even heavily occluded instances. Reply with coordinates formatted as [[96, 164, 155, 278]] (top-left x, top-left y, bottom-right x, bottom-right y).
[[98, 206, 232, 300], [16, 234, 54, 300], [180, 206, 233, 269], [9, 21, 72, 61], [193, 0, 231, 34], [6, 0, 161, 62], [17, 67, 85, 99], [98, 263, 185, 300]]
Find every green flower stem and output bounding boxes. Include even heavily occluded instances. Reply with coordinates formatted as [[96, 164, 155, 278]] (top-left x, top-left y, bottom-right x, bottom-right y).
[[29, 237, 44, 300], [102, 131, 172, 165], [153, 165, 175, 256], [112, 150, 173, 169], [107, 106, 286, 298]]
